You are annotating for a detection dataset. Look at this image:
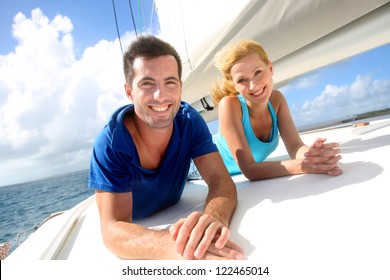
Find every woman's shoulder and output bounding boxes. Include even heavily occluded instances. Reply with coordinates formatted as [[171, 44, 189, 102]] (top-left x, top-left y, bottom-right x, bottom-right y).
[[219, 94, 241, 108], [270, 89, 285, 99], [270, 89, 287, 107], [218, 94, 243, 120]]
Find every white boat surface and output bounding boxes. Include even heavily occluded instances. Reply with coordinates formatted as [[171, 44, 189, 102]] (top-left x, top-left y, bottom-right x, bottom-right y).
[[3, 0, 390, 278], [6, 117, 390, 267]]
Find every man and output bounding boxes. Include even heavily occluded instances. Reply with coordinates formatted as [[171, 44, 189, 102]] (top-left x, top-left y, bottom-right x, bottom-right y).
[[88, 35, 243, 260]]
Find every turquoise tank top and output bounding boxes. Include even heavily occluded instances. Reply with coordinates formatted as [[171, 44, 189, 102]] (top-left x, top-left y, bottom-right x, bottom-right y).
[[213, 94, 279, 175]]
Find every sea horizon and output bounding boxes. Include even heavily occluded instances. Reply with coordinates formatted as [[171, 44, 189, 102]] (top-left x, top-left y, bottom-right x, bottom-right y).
[[0, 169, 90, 189], [0, 169, 94, 254]]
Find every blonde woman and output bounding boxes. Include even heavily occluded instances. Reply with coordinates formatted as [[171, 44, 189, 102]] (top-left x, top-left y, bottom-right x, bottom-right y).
[[209, 39, 342, 180]]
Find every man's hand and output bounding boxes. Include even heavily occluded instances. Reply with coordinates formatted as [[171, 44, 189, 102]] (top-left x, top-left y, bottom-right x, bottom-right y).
[[169, 211, 244, 260]]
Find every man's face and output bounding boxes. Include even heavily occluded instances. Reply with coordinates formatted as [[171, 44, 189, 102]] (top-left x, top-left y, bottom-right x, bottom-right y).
[[126, 55, 182, 129]]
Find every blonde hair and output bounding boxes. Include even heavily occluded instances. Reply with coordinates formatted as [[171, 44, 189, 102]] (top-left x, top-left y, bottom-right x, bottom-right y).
[[210, 39, 270, 105]]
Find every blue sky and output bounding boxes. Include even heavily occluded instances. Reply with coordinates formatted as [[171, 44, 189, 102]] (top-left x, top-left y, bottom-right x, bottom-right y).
[[0, 0, 159, 186], [0, 0, 159, 56], [281, 44, 390, 128], [0, 1, 389, 186]]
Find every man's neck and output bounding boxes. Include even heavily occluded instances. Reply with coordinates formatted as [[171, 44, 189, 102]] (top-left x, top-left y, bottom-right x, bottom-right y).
[[125, 113, 173, 169]]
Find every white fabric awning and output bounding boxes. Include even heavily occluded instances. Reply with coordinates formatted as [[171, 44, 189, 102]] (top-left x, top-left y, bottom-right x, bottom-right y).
[[155, 0, 390, 122]]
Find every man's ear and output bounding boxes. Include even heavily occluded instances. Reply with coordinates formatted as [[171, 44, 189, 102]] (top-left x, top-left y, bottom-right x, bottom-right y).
[[124, 83, 133, 101]]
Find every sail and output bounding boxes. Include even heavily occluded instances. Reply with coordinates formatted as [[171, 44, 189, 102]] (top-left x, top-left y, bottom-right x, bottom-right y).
[[155, 0, 251, 78], [155, 0, 390, 122]]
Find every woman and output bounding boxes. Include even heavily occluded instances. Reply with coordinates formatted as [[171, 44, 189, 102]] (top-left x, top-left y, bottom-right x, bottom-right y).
[[209, 39, 342, 181]]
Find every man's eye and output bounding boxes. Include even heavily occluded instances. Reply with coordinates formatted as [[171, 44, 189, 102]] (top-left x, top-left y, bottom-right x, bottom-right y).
[[141, 82, 154, 88], [166, 81, 178, 88]]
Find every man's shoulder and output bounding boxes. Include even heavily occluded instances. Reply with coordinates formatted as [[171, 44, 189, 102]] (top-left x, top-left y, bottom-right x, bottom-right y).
[[94, 104, 134, 147], [177, 102, 203, 122], [101, 104, 133, 133], [110, 104, 134, 123], [178, 101, 197, 114]]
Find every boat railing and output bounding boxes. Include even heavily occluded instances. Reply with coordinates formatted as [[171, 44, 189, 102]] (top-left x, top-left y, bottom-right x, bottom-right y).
[[1, 211, 65, 259]]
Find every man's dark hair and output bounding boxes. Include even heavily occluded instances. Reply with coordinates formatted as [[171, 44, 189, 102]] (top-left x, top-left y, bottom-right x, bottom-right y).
[[123, 35, 182, 85]]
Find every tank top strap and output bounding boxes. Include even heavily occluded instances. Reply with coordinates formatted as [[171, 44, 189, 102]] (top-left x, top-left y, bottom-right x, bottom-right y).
[[237, 94, 249, 115], [237, 94, 252, 132], [267, 101, 278, 141]]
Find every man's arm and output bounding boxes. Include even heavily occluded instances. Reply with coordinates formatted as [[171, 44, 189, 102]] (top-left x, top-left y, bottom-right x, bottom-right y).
[[200, 152, 237, 226], [170, 152, 243, 259], [95, 190, 182, 259], [96, 189, 242, 259]]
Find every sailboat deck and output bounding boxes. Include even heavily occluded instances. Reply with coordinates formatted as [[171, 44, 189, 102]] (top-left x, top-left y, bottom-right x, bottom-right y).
[[7, 117, 389, 278]]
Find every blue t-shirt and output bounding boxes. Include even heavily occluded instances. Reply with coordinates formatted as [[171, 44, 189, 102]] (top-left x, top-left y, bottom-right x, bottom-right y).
[[88, 102, 217, 219], [213, 94, 279, 175]]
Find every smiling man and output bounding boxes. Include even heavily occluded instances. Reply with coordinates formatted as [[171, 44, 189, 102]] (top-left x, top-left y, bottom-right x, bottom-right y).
[[88, 35, 243, 260]]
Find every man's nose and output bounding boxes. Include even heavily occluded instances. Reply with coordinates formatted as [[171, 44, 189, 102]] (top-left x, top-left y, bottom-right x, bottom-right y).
[[153, 85, 164, 100]]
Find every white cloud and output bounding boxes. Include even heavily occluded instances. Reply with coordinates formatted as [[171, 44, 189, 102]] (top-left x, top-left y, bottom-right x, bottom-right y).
[[0, 9, 132, 186], [291, 74, 390, 127], [280, 74, 319, 94]]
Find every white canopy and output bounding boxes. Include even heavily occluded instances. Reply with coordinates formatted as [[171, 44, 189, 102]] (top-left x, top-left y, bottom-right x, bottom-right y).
[[155, 0, 390, 122]]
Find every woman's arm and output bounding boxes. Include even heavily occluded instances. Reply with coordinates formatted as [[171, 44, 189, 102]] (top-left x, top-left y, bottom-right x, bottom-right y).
[[275, 91, 342, 175], [218, 92, 342, 181]]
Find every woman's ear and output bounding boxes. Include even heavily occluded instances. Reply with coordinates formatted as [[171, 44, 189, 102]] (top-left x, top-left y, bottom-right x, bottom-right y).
[[268, 61, 274, 75]]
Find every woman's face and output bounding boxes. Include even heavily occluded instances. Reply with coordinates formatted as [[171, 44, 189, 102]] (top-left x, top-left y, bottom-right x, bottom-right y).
[[230, 52, 274, 104]]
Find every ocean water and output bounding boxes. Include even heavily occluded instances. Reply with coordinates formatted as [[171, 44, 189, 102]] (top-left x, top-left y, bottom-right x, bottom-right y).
[[0, 170, 94, 254]]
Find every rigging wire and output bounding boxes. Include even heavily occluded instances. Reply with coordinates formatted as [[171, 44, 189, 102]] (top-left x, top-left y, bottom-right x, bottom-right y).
[[111, 0, 123, 55], [138, 0, 143, 33], [149, 0, 155, 32], [140, 0, 147, 33], [128, 0, 139, 37], [179, 1, 193, 70]]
